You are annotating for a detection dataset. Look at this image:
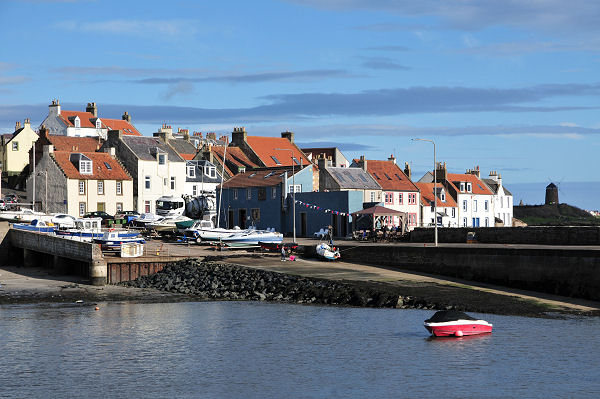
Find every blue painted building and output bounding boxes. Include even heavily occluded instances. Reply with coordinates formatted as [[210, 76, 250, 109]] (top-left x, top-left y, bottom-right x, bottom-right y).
[[217, 166, 313, 232], [286, 191, 364, 238]]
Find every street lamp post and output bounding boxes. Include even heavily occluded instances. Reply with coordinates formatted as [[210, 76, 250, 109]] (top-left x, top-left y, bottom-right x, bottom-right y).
[[412, 138, 437, 247], [275, 148, 297, 243]]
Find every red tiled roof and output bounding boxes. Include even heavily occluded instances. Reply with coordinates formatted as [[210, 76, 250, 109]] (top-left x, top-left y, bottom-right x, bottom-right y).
[[222, 168, 291, 188], [102, 118, 141, 136], [48, 136, 101, 152], [246, 136, 310, 167], [446, 173, 493, 195], [58, 111, 141, 136], [415, 182, 457, 207], [181, 154, 196, 160], [52, 151, 131, 180], [211, 146, 259, 169], [365, 160, 418, 192]]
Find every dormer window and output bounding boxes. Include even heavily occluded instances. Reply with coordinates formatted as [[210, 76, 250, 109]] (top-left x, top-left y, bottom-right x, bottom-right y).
[[460, 182, 465, 192], [158, 154, 166, 165], [209, 167, 216, 178], [74, 116, 80, 128], [95, 119, 102, 129], [467, 183, 472, 192], [440, 192, 446, 202], [187, 164, 196, 178], [70, 153, 92, 174]]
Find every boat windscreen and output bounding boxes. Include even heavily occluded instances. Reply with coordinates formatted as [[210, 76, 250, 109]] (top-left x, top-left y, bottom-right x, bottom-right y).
[[424, 310, 478, 323]]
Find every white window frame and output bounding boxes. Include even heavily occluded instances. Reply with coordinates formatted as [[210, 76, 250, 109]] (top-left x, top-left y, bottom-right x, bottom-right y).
[[80, 160, 92, 174], [288, 184, 301, 194], [474, 200, 478, 212], [78, 180, 85, 195], [145, 176, 151, 190], [187, 165, 196, 178], [97, 180, 104, 195], [467, 183, 472, 192], [398, 193, 403, 204], [370, 191, 375, 202], [485, 217, 489, 227], [485, 200, 489, 211], [192, 185, 197, 196], [11, 141, 18, 151], [452, 208, 456, 218], [116, 202, 123, 213], [463, 217, 467, 227], [460, 182, 465, 192], [116, 181, 122, 195], [440, 192, 446, 202], [210, 167, 216, 178], [158, 154, 166, 165], [463, 200, 467, 211], [170, 176, 176, 190], [79, 202, 86, 216], [74, 117, 80, 128]]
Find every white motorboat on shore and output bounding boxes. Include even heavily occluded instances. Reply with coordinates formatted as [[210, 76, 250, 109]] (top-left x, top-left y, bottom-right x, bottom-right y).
[[0, 208, 50, 223], [219, 228, 283, 247], [183, 219, 243, 242], [55, 218, 139, 241], [147, 215, 192, 233]]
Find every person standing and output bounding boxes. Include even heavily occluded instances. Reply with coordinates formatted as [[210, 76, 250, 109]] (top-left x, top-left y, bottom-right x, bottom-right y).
[[280, 245, 286, 261]]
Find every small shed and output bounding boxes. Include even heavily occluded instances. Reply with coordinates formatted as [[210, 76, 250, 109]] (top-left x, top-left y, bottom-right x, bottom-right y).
[[352, 205, 408, 235]]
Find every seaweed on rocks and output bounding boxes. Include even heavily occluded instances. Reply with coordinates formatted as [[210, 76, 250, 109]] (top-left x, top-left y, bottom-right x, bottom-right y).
[[119, 259, 410, 308]]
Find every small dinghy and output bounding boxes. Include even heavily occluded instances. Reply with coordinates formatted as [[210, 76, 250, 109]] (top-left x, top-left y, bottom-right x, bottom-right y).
[[316, 242, 340, 261], [424, 310, 492, 337]]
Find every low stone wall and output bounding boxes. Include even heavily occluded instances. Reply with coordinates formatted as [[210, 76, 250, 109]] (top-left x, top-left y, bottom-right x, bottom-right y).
[[8, 228, 102, 261], [339, 244, 600, 302], [409, 226, 600, 245]]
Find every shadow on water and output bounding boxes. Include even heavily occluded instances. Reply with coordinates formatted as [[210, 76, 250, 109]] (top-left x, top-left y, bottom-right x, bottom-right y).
[[425, 333, 493, 343]]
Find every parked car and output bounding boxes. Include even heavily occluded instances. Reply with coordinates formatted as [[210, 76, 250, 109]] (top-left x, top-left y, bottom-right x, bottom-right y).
[[4, 193, 19, 203], [83, 211, 114, 226], [0, 199, 6, 211], [114, 210, 140, 224], [51, 213, 77, 228]]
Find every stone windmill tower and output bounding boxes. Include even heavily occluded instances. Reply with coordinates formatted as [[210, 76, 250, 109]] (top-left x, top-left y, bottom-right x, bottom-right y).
[[545, 183, 559, 205]]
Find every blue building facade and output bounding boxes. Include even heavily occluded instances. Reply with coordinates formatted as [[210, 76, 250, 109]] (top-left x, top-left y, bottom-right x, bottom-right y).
[[286, 191, 364, 238], [217, 166, 313, 232]]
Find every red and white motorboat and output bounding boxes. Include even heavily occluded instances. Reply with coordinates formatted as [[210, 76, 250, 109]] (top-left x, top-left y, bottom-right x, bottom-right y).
[[424, 310, 493, 337]]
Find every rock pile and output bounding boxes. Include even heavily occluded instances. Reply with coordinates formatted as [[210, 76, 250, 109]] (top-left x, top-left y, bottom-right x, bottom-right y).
[[120, 259, 422, 308]]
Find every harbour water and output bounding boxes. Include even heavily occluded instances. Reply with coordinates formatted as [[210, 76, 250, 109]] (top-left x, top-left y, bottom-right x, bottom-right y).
[[1, 301, 599, 398]]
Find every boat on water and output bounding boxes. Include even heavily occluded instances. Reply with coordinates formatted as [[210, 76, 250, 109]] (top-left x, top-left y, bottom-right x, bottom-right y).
[[0, 208, 50, 223], [55, 217, 139, 241], [219, 229, 283, 247], [424, 310, 493, 337], [183, 219, 243, 242], [93, 230, 145, 250], [316, 242, 341, 260], [12, 219, 55, 233]]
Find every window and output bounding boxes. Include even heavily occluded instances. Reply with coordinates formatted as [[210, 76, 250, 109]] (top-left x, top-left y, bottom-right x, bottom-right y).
[[408, 213, 417, 226], [466, 183, 472, 192], [272, 187, 277, 199], [408, 193, 416, 204], [385, 193, 393, 204], [463, 200, 467, 211], [116, 181, 122, 195], [460, 182, 465, 192], [370, 191, 375, 202], [170, 176, 176, 190], [246, 188, 251, 200], [11, 142, 18, 151], [74, 117, 80, 128], [270, 155, 281, 165], [473, 200, 478, 212], [440, 192, 446, 202], [80, 160, 92, 174], [97, 180, 104, 195], [452, 208, 456, 218], [258, 187, 266, 201], [145, 176, 151, 190], [398, 193, 403, 204], [210, 167, 216, 178], [485, 200, 489, 211], [485, 217, 489, 227], [104, 162, 112, 170], [463, 217, 467, 227], [164, 178, 168, 186], [292, 156, 301, 165], [79, 202, 86, 216], [78, 180, 85, 195], [187, 165, 196, 178], [288, 184, 301, 193], [97, 202, 105, 212], [144, 200, 151, 213], [233, 189, 238, 200], [251, 208, 260, 221], [158, 154, 166, 165], [96, 120, 102, 129], [192, 185, 197, 196], [116, 203, 123, 213]]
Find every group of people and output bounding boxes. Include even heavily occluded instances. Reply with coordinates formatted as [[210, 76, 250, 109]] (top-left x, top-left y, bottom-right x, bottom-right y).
[[356, 224, 402, 241]]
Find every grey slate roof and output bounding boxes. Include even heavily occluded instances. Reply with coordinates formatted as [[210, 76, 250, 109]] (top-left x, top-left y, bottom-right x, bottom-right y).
[[327, 167, 381, 190], [483, 178, 513, 196], [122, 135, 184, 162], [169, 138, 197, 156]]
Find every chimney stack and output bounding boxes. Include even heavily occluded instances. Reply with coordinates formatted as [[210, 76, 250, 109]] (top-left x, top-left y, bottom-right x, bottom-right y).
[[14, 121, 21, 131], [281, 131, 294, 143], [24, 118, 31, 127], [435, 162, 447, 182], [39, 124, 49, 139], [122, 111, 131, 122], [358, 155, 367, 171], [388, 154, 396, 164], [404, 162, 411, 180], [207, 132, 217, 140], [49, 99, 61, 116], [231, 126, 247, 146], [86, 102, 98, 117]]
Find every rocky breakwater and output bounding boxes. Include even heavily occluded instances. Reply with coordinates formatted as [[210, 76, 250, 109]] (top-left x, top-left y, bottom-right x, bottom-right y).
[[120, 258, 431, 309]]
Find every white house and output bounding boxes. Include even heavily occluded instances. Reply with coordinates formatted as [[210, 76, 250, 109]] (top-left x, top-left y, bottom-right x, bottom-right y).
[[39, 100, 141, 139], [184, 160, 221, 197], [415, 182, 459, 227], [483, 171, 514, 226], [102, 130, 186, 214]]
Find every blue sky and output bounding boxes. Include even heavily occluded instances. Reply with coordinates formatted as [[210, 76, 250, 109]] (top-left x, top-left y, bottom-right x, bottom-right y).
[[1, 0, 599, 208]]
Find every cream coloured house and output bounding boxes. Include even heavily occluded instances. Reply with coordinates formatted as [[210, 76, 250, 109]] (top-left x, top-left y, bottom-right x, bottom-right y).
[[26, 145, 133, 215], [0, 119, 38, 175]]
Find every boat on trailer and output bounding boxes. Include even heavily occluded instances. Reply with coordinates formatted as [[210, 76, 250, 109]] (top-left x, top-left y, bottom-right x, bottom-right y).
[[219, 229, 283, 247], [424, 310, 493, 337], [55, 218, 139, 241], [183, 219, 243, 242], [93, 230, 145, 250]]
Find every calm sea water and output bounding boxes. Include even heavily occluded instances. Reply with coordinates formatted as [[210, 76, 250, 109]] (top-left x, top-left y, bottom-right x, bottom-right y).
[[1, 301, 599, 399]]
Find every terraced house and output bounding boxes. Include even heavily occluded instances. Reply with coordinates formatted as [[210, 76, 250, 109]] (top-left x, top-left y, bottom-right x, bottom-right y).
[[0, 119, 39, 176], [26, 145, 133, 215]]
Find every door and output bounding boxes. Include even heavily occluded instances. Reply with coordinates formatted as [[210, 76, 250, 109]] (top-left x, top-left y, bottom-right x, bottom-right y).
[[331, 214, 338, 237], [341, 215, 347, 237], [472, 217, 480, 227], [97, 202, 105, 212], [238, 209, 247, 229], [228, 210, 234, 229], [300, 212, 307, 237]]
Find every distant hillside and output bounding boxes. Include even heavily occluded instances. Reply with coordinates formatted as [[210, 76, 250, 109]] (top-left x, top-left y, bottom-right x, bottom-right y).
[[514, 203, 600, 226]]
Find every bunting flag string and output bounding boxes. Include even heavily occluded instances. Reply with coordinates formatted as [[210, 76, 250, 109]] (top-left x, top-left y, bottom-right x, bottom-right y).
[[294, 200, 348, 216]]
